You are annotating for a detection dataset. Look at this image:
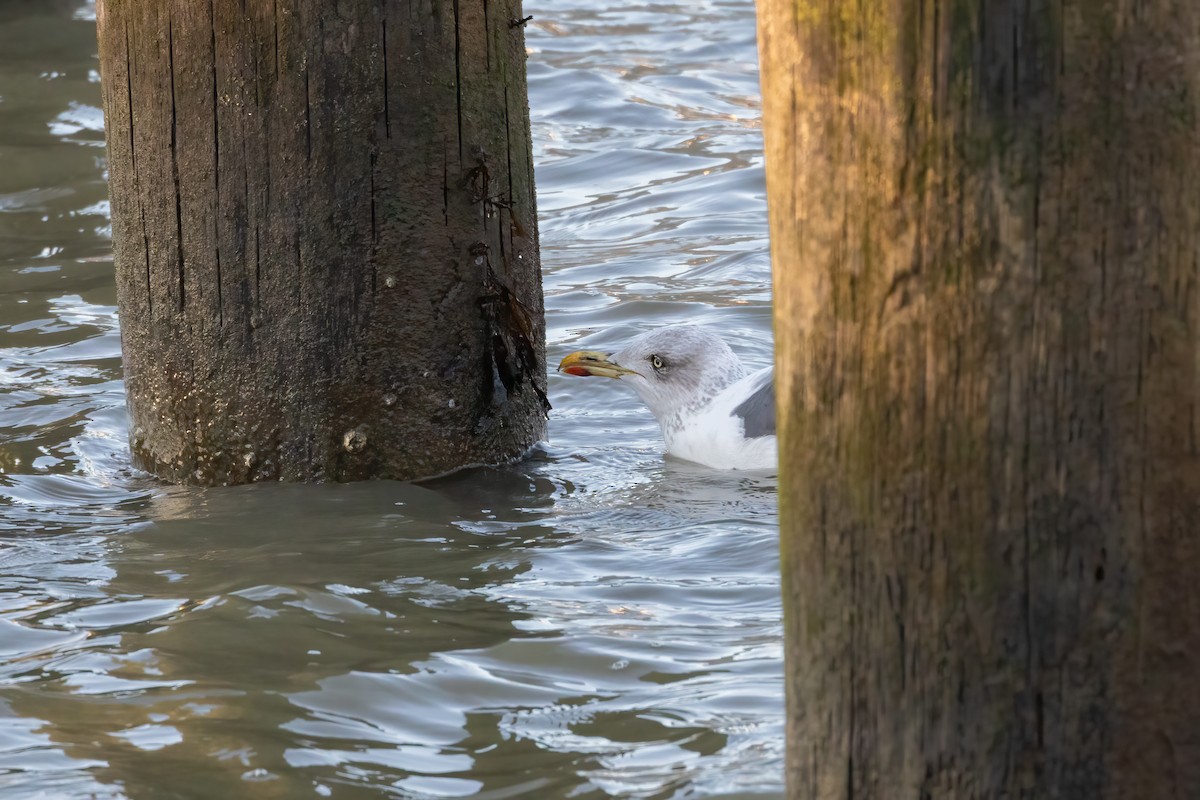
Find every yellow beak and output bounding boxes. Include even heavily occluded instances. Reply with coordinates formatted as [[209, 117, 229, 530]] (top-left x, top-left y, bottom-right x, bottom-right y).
[[558, 350, 642, 379]]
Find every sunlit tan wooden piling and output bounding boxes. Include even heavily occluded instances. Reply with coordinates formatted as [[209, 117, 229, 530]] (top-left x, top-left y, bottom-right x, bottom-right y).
[[759, 2, 1200, 796]]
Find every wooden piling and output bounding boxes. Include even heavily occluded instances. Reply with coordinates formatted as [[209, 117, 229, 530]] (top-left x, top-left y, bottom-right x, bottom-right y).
[[759, 1, 1200, 795], [96, 0, 546, 484]]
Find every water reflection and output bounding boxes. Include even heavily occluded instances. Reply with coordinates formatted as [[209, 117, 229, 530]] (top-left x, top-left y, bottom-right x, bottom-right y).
[[2, 480, 549, 796], [2, 455, 781, 797]]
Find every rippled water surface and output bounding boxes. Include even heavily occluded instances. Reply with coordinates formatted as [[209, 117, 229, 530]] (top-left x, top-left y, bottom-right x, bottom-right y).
[[0, 1, 779, 797]]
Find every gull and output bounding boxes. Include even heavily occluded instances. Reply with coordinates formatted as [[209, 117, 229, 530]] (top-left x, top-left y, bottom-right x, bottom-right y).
[[558, 325, 776, 470]]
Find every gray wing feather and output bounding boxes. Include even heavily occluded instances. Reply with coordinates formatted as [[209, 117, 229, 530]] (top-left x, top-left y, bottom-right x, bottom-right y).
[[731, 371, 775, 438]]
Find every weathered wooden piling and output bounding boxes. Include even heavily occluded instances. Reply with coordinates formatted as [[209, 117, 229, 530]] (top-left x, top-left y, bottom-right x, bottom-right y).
[[759, 1, 1200, 796], [95, 0, 546, 484]]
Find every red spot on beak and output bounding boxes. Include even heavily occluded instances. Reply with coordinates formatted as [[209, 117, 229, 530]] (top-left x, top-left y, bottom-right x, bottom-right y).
[[562, 365, 591, 377]]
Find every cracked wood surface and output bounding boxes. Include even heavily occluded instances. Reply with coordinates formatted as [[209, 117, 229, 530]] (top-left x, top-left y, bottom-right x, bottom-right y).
[[96, 0, 545, 484], [760, 1, 1200, 797]]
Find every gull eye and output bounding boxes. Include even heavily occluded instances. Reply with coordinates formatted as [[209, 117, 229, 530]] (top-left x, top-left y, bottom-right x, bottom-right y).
[[650, 354, 665, 371]]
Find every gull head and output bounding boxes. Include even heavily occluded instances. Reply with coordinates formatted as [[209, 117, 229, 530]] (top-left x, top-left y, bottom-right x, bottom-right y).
[[558, 325, 747, 423]]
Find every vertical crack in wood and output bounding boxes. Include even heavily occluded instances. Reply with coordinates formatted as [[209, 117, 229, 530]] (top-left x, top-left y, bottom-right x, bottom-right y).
[[251, 7, 264, 323], [524, 74, 534, 217], [452, 0, 464, 163], [169, 12, 186, 313], [125, 21, 152, 317], [215, 241, 224, 325], [788, 79, 798, 267], [211, 0, 223, 325], [442, 141, 450, 225], [294, 236, 301, 305], [847, 526, 857, 800], [1009, 12, 1018, 111], [933, 0, 941, 104], [504, 84, 513, 258], [370, 151, 378, 245], [381, 12, 391, 138], [304, 68, 312, 161], [370, 150, 378, 297], [1035, 691, 1045, 748], [1023, 121, 1044, 709], [273, 0, 280, 74], [254, 224, 261, 314], [241, 88, 251, 322], [482, 0, 491, 71]]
